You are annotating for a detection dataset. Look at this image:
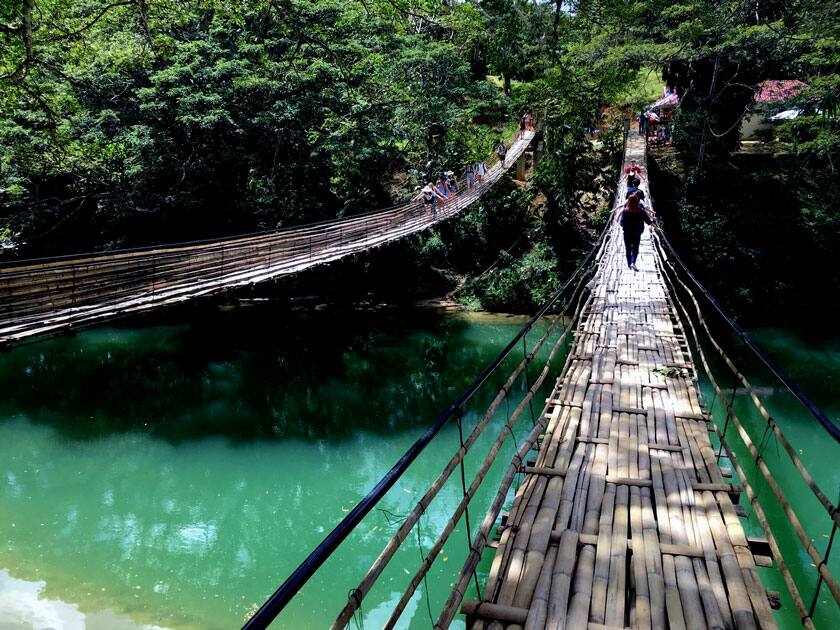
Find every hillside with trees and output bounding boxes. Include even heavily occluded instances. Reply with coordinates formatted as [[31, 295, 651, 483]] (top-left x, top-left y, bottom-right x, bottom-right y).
[[1, 0, 838, 320]]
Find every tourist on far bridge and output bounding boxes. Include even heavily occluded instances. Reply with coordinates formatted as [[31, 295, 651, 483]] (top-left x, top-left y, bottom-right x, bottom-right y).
[[497, 141, 508, 165], [638, 113, 647, 136], [621, 193, 652, 271], [446, 171, 458, 196], [475, 160, 487, 183], [420, 183, 444, 216], [435, 176, 450, 204], [519, 114, 527, 139], [465, 163, 475, 190], [525, 112, 533, 131], [625, 159, 642, 178], [626, 181, 646, 205]]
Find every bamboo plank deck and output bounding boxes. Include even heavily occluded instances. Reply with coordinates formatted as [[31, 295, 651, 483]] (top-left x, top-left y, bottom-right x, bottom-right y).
[[0, 132, 535, 345], [463, 135, 777, 629]]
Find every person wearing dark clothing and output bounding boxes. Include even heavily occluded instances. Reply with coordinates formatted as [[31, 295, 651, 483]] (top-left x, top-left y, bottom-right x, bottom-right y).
[[626, 184, 645, 202], [621, 194, 652, 270], [638, 113, 647, 136]]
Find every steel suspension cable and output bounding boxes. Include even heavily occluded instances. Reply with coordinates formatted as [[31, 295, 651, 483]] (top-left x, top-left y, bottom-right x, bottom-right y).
[[655, 231, 840, 443], [243, 221, 609, 630]]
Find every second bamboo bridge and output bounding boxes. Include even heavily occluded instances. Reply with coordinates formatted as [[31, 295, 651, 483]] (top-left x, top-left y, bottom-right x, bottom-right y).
[[0, 130, 535, 346]]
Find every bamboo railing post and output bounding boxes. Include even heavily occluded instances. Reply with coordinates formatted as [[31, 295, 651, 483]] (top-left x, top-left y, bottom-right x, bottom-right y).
[[809, 502, 838, 619], [522, 332, 536, 427], [455, 407, 481, 600], [716, 386, 737, 463]]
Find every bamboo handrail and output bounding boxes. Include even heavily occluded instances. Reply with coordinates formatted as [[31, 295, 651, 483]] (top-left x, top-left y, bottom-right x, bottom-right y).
[[652, 229, 840, 619], [384, 270, 597, 628], [657, 237, 837, 524]]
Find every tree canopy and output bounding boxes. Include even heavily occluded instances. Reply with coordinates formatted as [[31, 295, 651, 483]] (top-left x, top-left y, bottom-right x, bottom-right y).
[[1, 0, 838, 317]]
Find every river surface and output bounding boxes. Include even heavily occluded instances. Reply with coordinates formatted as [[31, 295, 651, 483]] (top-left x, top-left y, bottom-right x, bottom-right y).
[[0, 306, 837, 629], [0, 305, 556, 629], [699, 326, 840, 629]]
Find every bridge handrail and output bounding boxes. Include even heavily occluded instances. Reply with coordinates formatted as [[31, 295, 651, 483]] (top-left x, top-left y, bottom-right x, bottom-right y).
[[655, 230, 840, 628], [654, 231, 840, 444], [241, 218, 611, 630]]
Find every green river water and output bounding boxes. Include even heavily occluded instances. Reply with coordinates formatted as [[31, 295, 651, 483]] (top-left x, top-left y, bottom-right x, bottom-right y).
[[0, 305, 837, 629]]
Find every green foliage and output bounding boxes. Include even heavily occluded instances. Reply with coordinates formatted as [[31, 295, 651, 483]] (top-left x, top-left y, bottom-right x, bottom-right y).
[[1, 0, 837, 323], [0, 0, 504, 254]]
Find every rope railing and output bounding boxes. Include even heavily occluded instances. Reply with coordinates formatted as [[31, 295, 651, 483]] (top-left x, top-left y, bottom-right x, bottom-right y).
[[0, 129, 535, 345], [242, 216, 611, 630], [438, 189, 625, 629], [650, 225, 840, 626], [654, 232, 840, 444]]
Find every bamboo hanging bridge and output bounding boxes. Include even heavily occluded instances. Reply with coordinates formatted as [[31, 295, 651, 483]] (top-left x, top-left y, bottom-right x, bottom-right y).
[[243, 134, 839, 630], [3, 123, 837, 628], [0, 130, 535, 346]]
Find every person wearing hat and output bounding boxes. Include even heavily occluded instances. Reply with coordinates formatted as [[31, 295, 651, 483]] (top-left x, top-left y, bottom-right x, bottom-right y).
[[420, 182, 444, 217]]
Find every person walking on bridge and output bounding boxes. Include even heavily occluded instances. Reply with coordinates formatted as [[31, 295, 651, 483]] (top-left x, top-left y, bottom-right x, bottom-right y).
[[625, 159, 642, 178], [496, 141, 507, 166], [421, 183, 444, 217], [621, 193, 652, 271], [475, 160, 487, 183]]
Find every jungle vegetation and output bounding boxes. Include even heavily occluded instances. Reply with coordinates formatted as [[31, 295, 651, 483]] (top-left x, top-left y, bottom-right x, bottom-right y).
[[1, 0, 837, 320]]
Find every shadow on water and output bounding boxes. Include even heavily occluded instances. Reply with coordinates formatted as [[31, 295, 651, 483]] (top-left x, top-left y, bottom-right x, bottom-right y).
[[0, 303, 529, 442], [0, 301, 554, 629]]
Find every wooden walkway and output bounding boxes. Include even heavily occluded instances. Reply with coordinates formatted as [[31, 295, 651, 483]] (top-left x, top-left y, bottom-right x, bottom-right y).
[[0, 131, 534, 345], [463, 135, 777, 630]]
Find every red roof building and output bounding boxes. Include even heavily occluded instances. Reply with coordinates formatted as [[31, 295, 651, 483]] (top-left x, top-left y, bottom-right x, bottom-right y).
[[754, 80, 807, 103]]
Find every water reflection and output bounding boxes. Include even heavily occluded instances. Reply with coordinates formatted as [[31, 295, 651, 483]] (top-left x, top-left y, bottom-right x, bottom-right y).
[[0, 568, 168, 629], [0, 306, 524, 441], [0, 307, 544, 629]]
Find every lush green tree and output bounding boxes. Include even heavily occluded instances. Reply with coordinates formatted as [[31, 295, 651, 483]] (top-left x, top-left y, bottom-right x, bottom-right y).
[[0, 0, 503, 253]]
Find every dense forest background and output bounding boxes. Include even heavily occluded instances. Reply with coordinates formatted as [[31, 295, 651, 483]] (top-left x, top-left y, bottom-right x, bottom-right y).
[[1, 0, 838, 323]]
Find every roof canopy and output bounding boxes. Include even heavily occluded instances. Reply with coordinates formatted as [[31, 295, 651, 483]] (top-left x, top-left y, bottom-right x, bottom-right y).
[[755, 80, 807, 103]]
